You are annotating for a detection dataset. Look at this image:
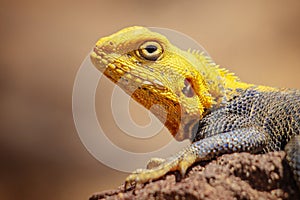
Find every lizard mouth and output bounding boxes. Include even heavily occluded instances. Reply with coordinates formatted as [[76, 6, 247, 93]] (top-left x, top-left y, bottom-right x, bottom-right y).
[[90, 47, 114, 71]]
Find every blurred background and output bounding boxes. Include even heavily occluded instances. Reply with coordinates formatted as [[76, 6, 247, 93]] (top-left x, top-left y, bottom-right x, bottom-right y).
[[1, 0, 300, 199]]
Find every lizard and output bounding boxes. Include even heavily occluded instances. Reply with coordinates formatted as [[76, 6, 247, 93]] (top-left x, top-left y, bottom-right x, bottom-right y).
[[90, 26, 300, 190]]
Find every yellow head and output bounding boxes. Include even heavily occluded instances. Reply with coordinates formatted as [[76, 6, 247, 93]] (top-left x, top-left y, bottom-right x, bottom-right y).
[[91, 26, 213, 141]]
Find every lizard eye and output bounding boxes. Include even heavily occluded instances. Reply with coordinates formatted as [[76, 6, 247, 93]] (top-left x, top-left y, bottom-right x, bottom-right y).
[[137, 41, 163, 61]]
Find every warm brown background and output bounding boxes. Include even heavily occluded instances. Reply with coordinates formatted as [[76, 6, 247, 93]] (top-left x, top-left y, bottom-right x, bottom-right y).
[[1, 1, 300, 200]]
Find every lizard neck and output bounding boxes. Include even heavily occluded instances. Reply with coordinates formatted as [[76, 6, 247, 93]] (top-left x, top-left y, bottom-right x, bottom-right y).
[[194, 53, 254, 110]]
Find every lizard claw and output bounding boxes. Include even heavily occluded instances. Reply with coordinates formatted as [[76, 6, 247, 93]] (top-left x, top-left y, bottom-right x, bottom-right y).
[[124, 151, 197, 190]]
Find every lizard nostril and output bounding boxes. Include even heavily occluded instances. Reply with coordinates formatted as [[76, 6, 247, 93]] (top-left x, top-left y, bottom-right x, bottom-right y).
[[182, 78, 195, 98]]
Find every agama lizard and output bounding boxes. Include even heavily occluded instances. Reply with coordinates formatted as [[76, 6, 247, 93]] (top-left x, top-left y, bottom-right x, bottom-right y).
[[90, 26, 300, 189]]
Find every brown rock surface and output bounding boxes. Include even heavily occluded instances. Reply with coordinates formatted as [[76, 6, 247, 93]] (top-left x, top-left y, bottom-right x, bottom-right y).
[[90, 152, 299, 200]]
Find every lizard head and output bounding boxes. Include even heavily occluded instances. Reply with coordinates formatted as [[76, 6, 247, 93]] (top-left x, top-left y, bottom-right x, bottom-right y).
[[91, 26, 213, 141]]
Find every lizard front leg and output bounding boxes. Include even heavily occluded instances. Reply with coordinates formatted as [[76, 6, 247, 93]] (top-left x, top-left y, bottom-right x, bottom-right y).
[[125, 127, 268, 189]]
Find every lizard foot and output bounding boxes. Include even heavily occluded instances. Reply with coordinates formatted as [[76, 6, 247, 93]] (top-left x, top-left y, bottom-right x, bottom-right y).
[[124, 150, 197, 190]]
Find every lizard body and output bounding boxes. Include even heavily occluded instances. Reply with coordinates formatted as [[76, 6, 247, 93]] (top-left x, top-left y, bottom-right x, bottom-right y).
[[90, 26, 300, 189]]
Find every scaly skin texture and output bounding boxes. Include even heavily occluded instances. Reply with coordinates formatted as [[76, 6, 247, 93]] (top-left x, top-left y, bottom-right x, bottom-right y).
[[90, 26, 300, 190]]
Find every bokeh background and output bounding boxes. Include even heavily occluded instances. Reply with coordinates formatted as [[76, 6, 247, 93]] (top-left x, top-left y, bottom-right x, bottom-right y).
[[1, 1, 300, 199]]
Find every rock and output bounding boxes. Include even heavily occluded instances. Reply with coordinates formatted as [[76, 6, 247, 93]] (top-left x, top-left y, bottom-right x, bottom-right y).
[[90, 151, 299, 200]]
